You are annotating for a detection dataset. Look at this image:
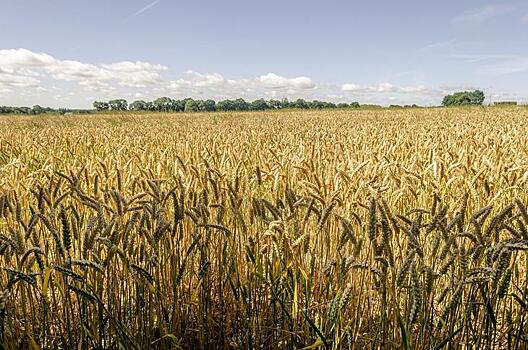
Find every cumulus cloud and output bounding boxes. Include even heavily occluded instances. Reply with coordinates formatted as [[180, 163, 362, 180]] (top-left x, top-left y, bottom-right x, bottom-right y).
[[341, 82, 426, 94], [0, 70, 40, 90], [0, 48, 167, 90], [376, 83, 396, 92], [172, 70, 226, 88], [0, 48, 55, 69], [341, 83, 362, 92], [166, 71, 317, 100], [400, 85, 428, 93], [257, 73, 316, 90]]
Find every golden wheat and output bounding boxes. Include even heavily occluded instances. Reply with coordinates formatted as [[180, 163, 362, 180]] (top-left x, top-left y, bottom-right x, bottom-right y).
[[0, 107, 527, 349]]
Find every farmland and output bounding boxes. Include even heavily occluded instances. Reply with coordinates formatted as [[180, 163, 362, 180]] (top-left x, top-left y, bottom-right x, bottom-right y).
[[1, 107, 528, 348]]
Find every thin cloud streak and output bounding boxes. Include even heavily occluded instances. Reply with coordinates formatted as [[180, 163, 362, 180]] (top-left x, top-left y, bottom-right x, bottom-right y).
[[447, 53, 516, 64], [481, 56, 528, 75], [452, 4, 517, 25], [418, 39, 456, 51], [124, 0, 161, 22]]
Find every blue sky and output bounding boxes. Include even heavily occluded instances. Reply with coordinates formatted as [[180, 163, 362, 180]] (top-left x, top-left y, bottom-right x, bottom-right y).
[[1, 0, 527, 107]]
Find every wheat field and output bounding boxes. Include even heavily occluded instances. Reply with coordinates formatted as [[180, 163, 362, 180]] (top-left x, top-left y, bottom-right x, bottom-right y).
[[1, 107, 528, 349]]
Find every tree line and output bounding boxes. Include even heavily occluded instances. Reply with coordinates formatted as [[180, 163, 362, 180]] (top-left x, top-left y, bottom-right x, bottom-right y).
[[0, 105, 94, 115], [0, 90, 490, 115], [93, 97, 363, 112]]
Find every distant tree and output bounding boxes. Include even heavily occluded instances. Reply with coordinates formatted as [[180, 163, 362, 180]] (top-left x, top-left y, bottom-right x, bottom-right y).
[[336, 103, 349, 108], [129, 100, 148, 111], [361, 104, 383, 109], [308, 100, 324, 109], [250, 99, 269, 111], [15, 107, 31, 114], [198, 99, 216, 112], [173, 100, 186, 112], [292, 99, 308, 109], [233, 98, 249, 111], [311, 100, 337, 109], [32, 105, 44, 114], [268, 99, 282, 109], [93, 101, 109, 111], [350, 102, 360, 108], [442, 90, 485, 106], [216, 99, 233, 111], [184, 99, 199, 112], [215, 98, 249, 111], [153, 97, 173, 112], [108, 99, 128, 110], [280, 98, 291, 109]]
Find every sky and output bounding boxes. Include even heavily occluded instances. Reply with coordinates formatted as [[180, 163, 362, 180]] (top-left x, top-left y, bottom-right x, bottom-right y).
[[1, 0, 527, 108]]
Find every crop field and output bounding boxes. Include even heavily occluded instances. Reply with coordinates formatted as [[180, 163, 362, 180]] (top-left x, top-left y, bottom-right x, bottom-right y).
[[1, 107, 528, 349]]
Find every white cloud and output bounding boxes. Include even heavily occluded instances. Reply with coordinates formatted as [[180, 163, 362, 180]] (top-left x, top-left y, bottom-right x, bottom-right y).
[[453, 4, 517, 25], [47, 60, 107, 81], [341, 83, 362, 92], [257, 73, 316, 90], [101, 61, 167, 87], [400, 85, 428, 93], [0, 48, 55, 69], [341, 82, 426, 94], [376, 83, 395, 92], [0, 71, 40, 89], [181, 70, 226, 87], [166, 71, 317, 100], [0, 48, 167, 89]]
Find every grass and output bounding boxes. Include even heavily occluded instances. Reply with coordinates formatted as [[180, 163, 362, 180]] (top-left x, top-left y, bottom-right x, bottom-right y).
[[0, 107, 527, 348]]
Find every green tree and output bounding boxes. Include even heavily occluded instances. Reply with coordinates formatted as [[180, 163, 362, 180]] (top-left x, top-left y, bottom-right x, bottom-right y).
[[198, 99, 216, 112], [153, 97, 173, 112], [93, 101, 109, 111], [250, 99, 269, 111], [233, 98, 249, 111], [184, 99, 199, 112], [32, 105, 44, 114], [268, 99, 282, 109], [442, 90, 485, 106], [280, 98, 291, 109], [292, 99, 308, 109], [108, 99, 128, 110], [216, 99, 233, 111], [129, 100, 148, 111]]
